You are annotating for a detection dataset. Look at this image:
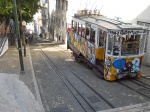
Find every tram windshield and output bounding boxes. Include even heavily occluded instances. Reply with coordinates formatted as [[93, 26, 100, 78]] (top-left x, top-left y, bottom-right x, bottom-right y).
[[121, 34, 140, 55], [107, 32, 146, 56]]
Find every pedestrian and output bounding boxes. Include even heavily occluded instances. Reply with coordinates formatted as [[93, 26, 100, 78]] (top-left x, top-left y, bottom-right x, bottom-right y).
[[30, 34, 33, 42], [25, 33, 29, 44]]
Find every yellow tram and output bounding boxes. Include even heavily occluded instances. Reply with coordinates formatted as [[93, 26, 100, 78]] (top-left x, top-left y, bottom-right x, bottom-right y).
[[67, 13, 148, 81]]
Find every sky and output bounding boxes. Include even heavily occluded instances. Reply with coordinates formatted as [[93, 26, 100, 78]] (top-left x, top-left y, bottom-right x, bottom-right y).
[[68, 0, 150, 22]]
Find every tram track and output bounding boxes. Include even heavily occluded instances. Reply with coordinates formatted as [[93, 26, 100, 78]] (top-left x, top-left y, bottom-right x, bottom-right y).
[[40, 49, 114, 111], [32, 40, 114, 111], [44, 46, 116, 107], [117, 79, 150, 100], [32, 39, 150, 111], [47, 45, 150, 100], [32, 41, 93, 111], [52, 45, 150, 103]]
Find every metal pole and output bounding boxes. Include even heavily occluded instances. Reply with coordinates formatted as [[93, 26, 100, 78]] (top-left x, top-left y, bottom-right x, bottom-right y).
[[22, 24, 26, 57], [23, 29, 26, 57], [12, 0, 24, 72]]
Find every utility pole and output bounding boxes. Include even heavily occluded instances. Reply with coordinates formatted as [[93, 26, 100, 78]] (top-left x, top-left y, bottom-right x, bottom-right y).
[[22, 20, 26, 57], [12, 0, 24, 72]]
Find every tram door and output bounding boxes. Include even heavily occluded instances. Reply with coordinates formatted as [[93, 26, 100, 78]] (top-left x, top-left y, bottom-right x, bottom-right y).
[[96, 29, 106, 64]]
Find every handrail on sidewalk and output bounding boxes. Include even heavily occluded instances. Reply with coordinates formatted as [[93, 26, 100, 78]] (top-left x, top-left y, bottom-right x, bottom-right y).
[[0, 37, 8, 55], [0, 20, 13, 57]]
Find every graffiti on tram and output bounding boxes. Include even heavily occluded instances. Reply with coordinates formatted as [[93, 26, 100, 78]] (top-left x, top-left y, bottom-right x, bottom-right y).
[[67, 31, 96, 64]]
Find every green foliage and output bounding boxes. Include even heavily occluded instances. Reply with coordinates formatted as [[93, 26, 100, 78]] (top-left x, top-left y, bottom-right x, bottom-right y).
[[0, 0, 41, 22]]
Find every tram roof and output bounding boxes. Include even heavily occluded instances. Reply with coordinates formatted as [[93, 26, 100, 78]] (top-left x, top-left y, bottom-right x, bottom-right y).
[[73, 14, 148, 30]]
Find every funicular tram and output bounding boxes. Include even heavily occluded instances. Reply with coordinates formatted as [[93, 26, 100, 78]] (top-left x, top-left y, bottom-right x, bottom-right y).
[[67, 12, 148, 81]]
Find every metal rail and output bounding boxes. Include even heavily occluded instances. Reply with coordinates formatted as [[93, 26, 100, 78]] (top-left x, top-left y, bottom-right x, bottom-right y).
[[32, 39, 115, 111]]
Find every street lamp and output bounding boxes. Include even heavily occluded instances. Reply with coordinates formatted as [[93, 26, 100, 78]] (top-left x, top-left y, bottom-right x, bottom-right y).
[[22, 20, 26, 57], [12, 0, 24, 72]]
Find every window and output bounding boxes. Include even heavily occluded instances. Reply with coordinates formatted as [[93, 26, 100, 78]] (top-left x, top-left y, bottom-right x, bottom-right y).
[[99, 30, 105, 46], [107, 34, 120, 56], [107, 34, 114, 55], [66, 1, 68, 11], [77, 23, 82, 35], [139, 34, 146, 54], [62, 21, 64, 27], [121, 34, 140, 55], [76, 23, 86, 37], [113, 35, 120, 56], [90, 28, 95, 43], [62, 0, 64, 10], [81, 25, 86, 38], [59, 19, 61, 27], [58, 0, 60, 9], [85, 26, 90, 40]]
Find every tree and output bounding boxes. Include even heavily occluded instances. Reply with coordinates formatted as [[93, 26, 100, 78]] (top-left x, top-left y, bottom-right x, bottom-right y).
[[0, 0, 41, 58], [0, 0, 41, 23]]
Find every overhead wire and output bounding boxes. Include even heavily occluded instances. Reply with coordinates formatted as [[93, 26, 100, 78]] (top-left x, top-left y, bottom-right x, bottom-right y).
[[85, 0, 91, 10], [90, 0, 98, 10]]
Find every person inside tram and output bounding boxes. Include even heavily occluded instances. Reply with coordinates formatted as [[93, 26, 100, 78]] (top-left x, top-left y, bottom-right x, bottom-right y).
[[90, 28, 95, 43], [73, 26, 77, 33], [99, 30, 103, 46], [127, 35, 135, 48], [78, 27, 81, 35], [81, 29, 85, 37], [86, 28, 90, 40], [127, 35, 135, 42]]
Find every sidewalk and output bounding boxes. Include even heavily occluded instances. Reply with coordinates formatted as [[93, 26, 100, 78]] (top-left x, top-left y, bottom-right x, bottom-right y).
[[0, 45, 44, 112]]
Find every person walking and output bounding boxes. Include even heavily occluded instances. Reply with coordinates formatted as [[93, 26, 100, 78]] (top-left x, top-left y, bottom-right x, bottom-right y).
[[25, 33, 29, 44]]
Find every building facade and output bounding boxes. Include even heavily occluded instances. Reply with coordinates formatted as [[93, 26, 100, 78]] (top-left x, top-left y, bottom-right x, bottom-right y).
[[39, 0, 68, 42]]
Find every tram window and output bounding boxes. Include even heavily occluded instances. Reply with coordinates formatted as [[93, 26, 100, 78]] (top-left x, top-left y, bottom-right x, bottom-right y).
[[77, 23, 82, 35], [121, 34, 141, 55], [90, 28, 95, 43], [99, 30, 105, 46], [72, 21, 77, 32], [85, 27, 90, 40], [72, 21, 75, 28], [81, 25, 86, 38], [107, 34, 113, 55], [113, 35, 120, 55], [114, 35, 120, 47], [139, 34, 146, 54]]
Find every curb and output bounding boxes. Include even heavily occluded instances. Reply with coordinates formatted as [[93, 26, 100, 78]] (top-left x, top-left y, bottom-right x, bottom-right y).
[[28, 45, 45, 112]]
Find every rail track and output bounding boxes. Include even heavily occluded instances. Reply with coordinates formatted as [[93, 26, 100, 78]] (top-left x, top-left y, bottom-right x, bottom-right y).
[[50, 45, 150, 102], [32, 40, 115, 112], [31, 39, 150, 111]]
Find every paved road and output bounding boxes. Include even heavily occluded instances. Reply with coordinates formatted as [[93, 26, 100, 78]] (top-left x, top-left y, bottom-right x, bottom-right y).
[[30, 43, 150, 112]]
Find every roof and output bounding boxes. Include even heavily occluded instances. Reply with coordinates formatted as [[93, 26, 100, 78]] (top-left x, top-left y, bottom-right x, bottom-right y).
[[73, 14, 148, 30]]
